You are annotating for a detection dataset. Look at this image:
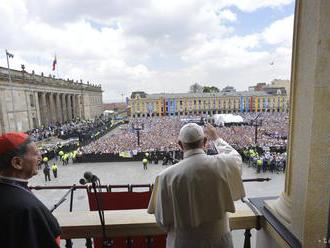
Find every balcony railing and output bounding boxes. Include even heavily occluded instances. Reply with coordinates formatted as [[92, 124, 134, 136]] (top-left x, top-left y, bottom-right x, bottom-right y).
[[54, 208, 258, 247], [31, 182, 269, 248]]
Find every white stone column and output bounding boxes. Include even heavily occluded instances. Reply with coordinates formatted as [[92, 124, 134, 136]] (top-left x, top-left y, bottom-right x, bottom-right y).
[[56, 93, 63, 123], [24, 90, 31, 130], [40, 92, 47, 126], [49, 93, 56, 124], [72, 95, 76, 119], [79, 95, 85, 119], [46, 93, 52, 125], [75, 95, 81, 118], [61, 94, 67, 122], [67, 94, 72, 120], [265, 1, 330, 247], [34, 92, 41, 127]]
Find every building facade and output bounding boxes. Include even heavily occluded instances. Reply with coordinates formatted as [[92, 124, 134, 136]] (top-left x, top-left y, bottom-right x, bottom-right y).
[[128, 91, 288, 118], [0, 67, 103, 134]]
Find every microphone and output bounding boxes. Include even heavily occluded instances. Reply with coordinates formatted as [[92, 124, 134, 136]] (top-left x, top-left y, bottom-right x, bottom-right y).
[[79, 178, 86, 185], [83, 171, 99, 183]]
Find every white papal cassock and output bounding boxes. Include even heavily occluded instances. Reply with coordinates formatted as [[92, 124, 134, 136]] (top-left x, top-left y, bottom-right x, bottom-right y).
[[148, 138, 246, 248]]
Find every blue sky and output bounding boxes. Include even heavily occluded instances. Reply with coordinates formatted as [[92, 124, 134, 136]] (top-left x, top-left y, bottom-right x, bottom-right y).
[[229, 3, 295, 35]]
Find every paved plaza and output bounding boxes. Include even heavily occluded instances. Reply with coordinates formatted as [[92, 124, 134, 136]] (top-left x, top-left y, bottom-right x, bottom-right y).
[[30, 160, 284, 211], [29, 159, 285, 247]]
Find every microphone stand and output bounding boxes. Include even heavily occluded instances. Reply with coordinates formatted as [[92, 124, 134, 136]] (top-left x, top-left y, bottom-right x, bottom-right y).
[[91, 178, 111, 248], [242, 178, 271, 182], [50, 184, 76, 213], [50, 185, 77, 248]]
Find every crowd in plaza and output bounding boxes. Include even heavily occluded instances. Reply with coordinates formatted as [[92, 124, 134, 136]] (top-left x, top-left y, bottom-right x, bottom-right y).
[[241, 147, 287, 173], [218, 112, 288, 149], [80, 117, 182, 155], [79, 112, 289, 173], [26, 115, 112, 144], [25, 112, 289, 173]]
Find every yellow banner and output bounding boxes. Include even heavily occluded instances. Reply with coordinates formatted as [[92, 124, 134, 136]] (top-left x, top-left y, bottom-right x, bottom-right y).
[[255, 96, 258, 111], [119, 151, 132, 158]]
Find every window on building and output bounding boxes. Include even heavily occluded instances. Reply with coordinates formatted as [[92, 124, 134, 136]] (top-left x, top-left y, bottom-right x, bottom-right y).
[[30, 94, 35, 107], [32, 117, 37, 128]]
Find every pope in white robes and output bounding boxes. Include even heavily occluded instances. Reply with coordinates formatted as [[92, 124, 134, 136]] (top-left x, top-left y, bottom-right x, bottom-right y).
[[148, 123, 246, 248]]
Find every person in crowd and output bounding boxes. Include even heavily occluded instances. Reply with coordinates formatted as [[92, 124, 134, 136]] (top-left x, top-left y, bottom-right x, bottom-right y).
[[142, 157, 148, 170], [58, 150, 64, 161], [0, 132, 61, 247], [145, 152, 150, 163], [256, 157, 262, 173], [51, 163, 58, 178], [162, 150, 174, 165], [270, 155, 276, 173], [43, 164, 51, 182], [61, 153, 66, 166], [262, 156, 268, 173], [148, 123, 245, 248], [154, 150, 160, 164], [42, 156, 49, 167], [282, 156, 286, 173]]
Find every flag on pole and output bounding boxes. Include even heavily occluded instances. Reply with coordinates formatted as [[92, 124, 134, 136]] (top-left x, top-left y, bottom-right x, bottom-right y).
[[6, 50, 14, 58], [52, 55, 57, 71]]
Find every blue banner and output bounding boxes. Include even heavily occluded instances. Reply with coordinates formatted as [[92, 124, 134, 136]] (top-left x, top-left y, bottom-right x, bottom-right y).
[[264, 97, 268, 110], [147, 103, 154, 114], [240, 96, 244, 112], [246, 97, 249, 112], [172, 98, 176, 114], [166, 99, 176, 115]]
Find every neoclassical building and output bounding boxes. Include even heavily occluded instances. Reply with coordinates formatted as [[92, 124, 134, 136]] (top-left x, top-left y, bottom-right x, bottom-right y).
[[0, 67, 103, 133], [128, 90, 288, 118]]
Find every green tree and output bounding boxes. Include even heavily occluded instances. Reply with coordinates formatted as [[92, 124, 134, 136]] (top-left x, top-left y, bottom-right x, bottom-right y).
[[189, 83, 203, 93], [202, 85, 219, 93]]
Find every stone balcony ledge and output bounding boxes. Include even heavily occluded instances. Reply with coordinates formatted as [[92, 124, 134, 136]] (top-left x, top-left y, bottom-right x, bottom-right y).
[[54, 208, 258, 239]]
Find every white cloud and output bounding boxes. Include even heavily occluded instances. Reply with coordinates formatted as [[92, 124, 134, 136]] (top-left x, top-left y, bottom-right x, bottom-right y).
[[0, 0, 294, 102], [262, 15, 294, 46], [217, 9, 237, 22]]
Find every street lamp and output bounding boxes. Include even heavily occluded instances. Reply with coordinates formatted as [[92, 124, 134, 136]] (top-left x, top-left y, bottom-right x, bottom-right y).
[[251, 113, 262, 145], [132, 122, 144, 146]]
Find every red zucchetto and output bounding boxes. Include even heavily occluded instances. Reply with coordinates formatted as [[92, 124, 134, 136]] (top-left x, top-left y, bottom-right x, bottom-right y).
[[0, 132, 30, 155]]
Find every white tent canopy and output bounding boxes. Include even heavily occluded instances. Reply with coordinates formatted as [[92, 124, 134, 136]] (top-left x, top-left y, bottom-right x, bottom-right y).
[[103, 110, 115, 116], [213, 114, 244, 126]]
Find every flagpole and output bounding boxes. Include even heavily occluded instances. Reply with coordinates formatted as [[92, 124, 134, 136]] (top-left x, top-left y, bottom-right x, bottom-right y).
[[6, 50, 18, 131], [5, 50, 12, 84], [56, 55, 59, 78]]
